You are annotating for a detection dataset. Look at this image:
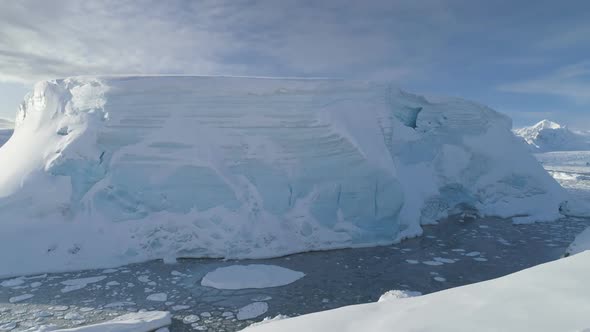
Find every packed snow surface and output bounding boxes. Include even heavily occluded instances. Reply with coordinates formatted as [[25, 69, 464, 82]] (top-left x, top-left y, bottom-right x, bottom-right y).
[[0, 76, 566, 276], [514, 120, 590, 152], [244, 251, 590, 332], [47, 311, 171, 332], [201, 264, 305, 290]]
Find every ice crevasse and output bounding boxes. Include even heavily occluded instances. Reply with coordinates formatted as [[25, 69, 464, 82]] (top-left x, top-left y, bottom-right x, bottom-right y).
[[0, 76, 566, 276]]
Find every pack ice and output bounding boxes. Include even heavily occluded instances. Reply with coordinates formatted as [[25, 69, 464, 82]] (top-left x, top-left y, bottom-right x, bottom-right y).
[[0, 76, 566, 276]]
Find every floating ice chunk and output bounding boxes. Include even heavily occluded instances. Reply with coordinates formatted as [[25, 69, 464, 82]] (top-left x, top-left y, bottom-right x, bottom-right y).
[[9, 294, 33, 303], [422, 261, 444, 266], [64, 312, 84, 320], [171, 305, 190, 311], [146, 293, 167, 302], [465, 251, 481, 257], [51, 305, 69, 311], [251, 295, 273, 301], [60, 276, 106, 293], [433, 257, 456, 264], [201, 265, 305, 290], [104, 302, 136, 308], [182, 315, 200, 324], [378, 290, 422, 302], [1, 277, 25, 287], [35, 311, 54, 318], [237, 302, 269, 321]]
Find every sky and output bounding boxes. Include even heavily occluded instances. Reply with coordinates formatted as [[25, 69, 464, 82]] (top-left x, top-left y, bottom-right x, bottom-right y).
[[0, 0, 589, 129]]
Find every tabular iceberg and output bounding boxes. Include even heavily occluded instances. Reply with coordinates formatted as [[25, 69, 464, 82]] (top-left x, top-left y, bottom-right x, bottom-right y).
[[0, 76, 566, 276]]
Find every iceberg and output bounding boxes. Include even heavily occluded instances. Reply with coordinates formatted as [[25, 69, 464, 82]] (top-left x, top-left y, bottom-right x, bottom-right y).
[[0, 76, 566, 276]]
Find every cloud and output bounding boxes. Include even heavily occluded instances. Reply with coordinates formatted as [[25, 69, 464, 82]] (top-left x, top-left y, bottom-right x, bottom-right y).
[[0, 0, 455, 83], [498, 61, 590, 104]]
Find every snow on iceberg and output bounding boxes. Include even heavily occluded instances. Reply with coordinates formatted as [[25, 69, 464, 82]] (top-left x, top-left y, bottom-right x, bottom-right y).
[[244, 251, 590, 332], [0, 76, 566, 276]]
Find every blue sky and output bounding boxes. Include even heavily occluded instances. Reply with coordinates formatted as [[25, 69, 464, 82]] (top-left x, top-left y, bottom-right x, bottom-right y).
[[0, 0, 589, 128]]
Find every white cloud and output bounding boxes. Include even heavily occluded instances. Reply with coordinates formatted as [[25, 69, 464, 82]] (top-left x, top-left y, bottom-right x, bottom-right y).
[[0, 0, 454, 83], [498, 61, 590, 104]]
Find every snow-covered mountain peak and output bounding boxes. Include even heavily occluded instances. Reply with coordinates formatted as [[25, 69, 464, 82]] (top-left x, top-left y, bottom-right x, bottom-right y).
[[514, 119, 590, 152], [534, 119, 562, 130]]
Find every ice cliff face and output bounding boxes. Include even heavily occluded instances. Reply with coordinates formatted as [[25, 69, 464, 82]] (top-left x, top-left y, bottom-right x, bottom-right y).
[[0, 76, 566, 276], [514, 120, 590, 152]]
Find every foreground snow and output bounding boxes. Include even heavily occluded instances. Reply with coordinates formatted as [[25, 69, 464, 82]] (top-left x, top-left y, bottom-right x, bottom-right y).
[[245, 251, 590, 332], [201, 264, 305, 290], [0, 76, 565, 276], [514, 120, 590, 152]]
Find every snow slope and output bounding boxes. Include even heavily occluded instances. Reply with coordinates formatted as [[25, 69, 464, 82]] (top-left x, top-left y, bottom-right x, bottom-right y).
[[0, 76, 566, 276], [0, 118, 13, 147], [245, 251, 590, 332], [514, 119, 590, 152]]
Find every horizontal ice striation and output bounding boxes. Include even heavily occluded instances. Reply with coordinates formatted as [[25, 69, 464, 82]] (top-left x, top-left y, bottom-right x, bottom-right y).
[[0, 76, 566, 276]]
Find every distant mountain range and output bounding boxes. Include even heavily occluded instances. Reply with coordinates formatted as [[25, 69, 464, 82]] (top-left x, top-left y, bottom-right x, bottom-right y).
[[514, 120, 590, 152]]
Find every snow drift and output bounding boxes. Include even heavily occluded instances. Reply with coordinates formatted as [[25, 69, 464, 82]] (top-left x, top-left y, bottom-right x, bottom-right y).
[[244, 251, 590, 332], [0, 76, 566, 276], [514, 119, 590, 152]]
